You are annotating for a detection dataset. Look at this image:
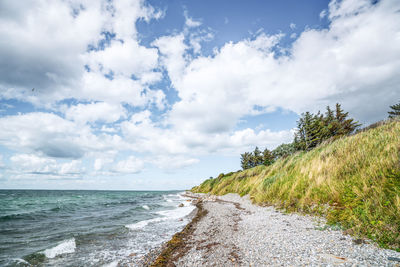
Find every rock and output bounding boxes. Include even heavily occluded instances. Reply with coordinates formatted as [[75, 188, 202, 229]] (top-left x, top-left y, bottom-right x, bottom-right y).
[[178, 203, 184, 207], [388, 257, 400, 262], [353, 238, 366, 245], [319, 253, 347, 263]]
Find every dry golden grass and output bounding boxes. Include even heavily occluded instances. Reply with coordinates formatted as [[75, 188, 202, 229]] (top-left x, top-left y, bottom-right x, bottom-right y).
[[192, 119, 400, 251]]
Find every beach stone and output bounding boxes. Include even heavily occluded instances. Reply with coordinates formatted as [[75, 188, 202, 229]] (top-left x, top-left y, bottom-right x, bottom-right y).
[[172, 193, 400, 267]]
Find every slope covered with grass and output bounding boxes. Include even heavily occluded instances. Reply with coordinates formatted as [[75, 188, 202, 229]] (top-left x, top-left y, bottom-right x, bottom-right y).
[[192, 120, 400, 251]]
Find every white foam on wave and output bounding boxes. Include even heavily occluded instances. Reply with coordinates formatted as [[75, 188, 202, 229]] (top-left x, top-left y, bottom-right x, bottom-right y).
[[126, 197, 195, 231], [156, 205, 195, 220], [125, 217, 164, 230], [142, 205, 150, 210], [11, 258, 30, 265], [43, 238, 76, 259], [102, 260, 119, 267]]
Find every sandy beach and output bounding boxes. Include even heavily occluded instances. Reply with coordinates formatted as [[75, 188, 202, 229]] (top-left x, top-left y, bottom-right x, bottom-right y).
[[151, 193, 400, 266]]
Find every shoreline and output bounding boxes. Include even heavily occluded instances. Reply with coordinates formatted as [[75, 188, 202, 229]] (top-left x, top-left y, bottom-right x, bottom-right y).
[[148, 192, 400, 266], [149, 197, 206, 266]]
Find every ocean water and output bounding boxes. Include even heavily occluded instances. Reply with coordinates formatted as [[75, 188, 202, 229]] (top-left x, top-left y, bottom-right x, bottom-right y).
[[0, 190, 195, 266]]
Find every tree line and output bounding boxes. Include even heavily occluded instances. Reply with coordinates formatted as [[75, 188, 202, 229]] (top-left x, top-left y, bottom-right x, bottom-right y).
[[240, 101, 400, 170]]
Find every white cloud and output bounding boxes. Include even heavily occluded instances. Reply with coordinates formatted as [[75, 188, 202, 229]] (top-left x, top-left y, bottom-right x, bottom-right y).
[[290, 23, 296, 29], [161, 0, 400, 129], [0, 155, 4, 168], [120, 109, 292, 160], [1, 0, 400, 183], [10, 154, 84, 177], [85, 39, 159, 78], [320, 9, 328, 19], [165, 33, 283, 134], [112, 156, 144, 174], [0, 112, 123, 158], [94, 157, 114, 172], [184, 10, 202, 28], [152, 34, 188, 86], [65, 102, 127, 124], [0, 0, 104, 98], [0, 0, 163, 107], [151, 156, 199, 170]]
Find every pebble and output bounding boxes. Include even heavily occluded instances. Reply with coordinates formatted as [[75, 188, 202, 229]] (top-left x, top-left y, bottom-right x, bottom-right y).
[[174, 193, 400, 266]]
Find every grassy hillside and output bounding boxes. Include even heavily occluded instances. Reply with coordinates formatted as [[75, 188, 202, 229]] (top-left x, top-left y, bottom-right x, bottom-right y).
[[192, 120, 400, 251]]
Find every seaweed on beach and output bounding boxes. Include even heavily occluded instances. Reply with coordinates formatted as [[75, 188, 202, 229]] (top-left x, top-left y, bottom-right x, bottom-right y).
[[150, 200, 208, 267]]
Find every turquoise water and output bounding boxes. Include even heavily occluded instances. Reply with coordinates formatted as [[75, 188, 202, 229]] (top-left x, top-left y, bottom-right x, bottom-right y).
[[0, 190, 194, 266]]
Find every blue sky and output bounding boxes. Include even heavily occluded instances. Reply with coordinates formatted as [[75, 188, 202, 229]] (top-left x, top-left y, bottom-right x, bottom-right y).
[[0, 0, 399, 190]]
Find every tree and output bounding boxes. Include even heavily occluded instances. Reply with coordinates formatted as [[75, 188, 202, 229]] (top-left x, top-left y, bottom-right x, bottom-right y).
[[388, 101, 400, 119], [272, 143, 296, 159], [294, 112, 325, 151], [240, 152, 252, 170], [293, 103, 360, 151], [252, 146, 264, 167], [262, 148, 274, 166], [333, 103, 360, 136]]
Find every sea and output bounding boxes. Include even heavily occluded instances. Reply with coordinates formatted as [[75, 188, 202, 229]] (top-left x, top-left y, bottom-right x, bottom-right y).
[[0, 190, 195, 266]]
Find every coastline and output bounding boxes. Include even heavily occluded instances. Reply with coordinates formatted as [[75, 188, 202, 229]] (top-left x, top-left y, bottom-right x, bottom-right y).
[[148, 192, 400, 266]]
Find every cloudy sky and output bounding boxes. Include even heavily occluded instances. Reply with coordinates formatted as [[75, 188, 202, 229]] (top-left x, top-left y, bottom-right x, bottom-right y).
[[0, 0, 399, 190]]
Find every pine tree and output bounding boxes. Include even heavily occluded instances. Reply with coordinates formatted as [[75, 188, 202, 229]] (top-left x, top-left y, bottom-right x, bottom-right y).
[[272, 143, 296, 159], [253, 147, 264, 166], [262, 148, 274, 166], [293, 104, 359, 151], [323, 105, 336, 138], [388, 101, 400, 119], [240, 152, 251, 170], [333, 103, 360, 136], [309, 112, 326, 147], [294, 112, 325, 151]]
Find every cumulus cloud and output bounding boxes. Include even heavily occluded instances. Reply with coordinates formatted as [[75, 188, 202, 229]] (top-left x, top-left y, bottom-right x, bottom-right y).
[[161, 0, 400, 128], [0, 0, 103, 94], [65, 102, 127, 124], [0, 112, 123, 158], [1, 0, 399, 183], [152, 34, 188, 86], [0, 0, 164, 107], [121, 110, 292, 160], [10, 154, 84, 177], [111, 156, 145, 174], [151, 156, 199, 170]]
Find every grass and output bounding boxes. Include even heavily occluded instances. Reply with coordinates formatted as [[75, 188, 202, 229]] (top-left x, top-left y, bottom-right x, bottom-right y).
[[192, 119, 400, 251]]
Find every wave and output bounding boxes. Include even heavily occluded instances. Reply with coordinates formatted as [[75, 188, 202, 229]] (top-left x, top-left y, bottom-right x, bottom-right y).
[[126, 202, 195, 231], [102, 260, 119, 267], [142, 205, 150, 210], [7, 258, 30, 266], [0, 212, 36, 222], [125, 217, 164, 230], [156, 205, 195, 220], [0, 204, 81, 221], [43, 238, 76, 258]]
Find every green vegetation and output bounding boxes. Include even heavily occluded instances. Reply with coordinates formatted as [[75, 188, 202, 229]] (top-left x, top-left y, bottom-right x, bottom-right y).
[[388, 100, 400, 119], [240, 103, 360, 170], [192, 119, 400, 251]]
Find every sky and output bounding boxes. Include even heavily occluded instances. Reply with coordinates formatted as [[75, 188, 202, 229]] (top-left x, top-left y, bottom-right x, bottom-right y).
[[0, 0, 399, 190]]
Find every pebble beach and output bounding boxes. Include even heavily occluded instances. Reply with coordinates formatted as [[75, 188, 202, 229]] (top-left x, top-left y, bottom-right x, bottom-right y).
[[153, 192, 400, 266]]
